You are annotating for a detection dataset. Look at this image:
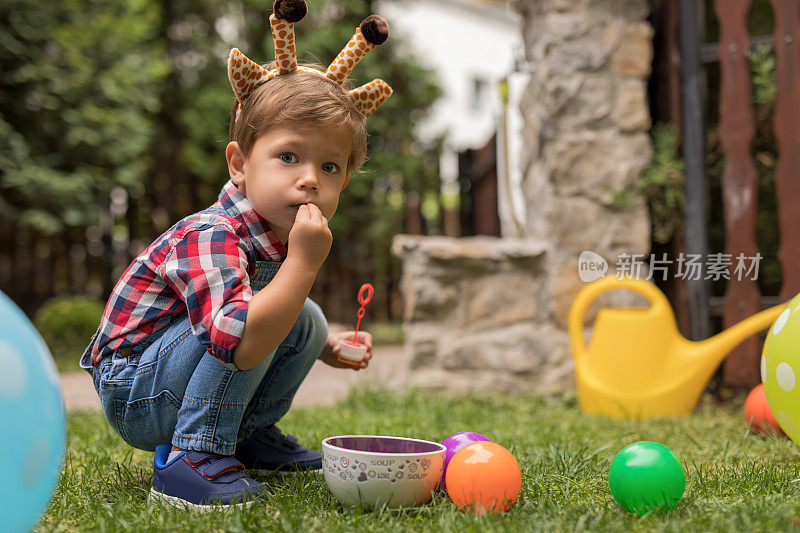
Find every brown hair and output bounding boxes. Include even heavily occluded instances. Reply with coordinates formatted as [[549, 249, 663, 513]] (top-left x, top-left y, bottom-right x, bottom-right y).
[[229, 63, 368, 173]]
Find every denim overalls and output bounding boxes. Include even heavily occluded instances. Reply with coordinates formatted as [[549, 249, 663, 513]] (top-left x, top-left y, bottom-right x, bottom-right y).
[[90, 261, 327, 455]]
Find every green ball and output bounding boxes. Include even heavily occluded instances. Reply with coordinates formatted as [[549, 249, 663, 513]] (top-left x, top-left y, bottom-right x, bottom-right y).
[[608, 441, 685, 514]]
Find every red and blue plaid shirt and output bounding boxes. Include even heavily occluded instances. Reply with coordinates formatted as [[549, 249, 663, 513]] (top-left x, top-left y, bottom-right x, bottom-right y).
[[82, 180, 287, 367]]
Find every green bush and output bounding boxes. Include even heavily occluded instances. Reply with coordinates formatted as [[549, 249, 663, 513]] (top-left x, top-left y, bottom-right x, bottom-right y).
[[34, 296, 104, 372]]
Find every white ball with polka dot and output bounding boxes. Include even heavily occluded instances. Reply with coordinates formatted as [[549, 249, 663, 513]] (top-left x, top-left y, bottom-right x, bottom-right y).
[[763, 296, 800, 445], [0, 291, 66, 533]]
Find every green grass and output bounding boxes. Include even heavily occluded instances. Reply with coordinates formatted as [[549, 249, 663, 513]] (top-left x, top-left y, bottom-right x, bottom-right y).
[[368, 321, 404, 346], [41, 389, 800, 532]]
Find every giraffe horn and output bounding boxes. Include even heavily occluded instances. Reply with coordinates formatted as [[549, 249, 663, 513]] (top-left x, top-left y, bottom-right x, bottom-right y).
[[228, 48, 270, 105], [269, 14, 298, 74], [269, 0, 306, 73], [326, 15, 390, 85], [348, 79, 392, 117]]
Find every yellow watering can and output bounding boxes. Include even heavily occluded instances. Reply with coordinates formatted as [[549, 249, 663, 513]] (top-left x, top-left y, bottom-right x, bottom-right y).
[[569, 276, 785, 418]]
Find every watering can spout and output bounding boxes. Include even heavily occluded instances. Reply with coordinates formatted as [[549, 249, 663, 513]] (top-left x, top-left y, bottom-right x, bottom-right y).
[[691, 305, 786, 370]]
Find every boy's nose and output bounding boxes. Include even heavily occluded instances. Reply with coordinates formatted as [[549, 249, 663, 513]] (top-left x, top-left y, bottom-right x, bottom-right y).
[[297, 167, 319, 190]]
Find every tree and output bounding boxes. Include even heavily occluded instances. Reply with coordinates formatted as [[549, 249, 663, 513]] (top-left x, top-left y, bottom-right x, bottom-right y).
[[1, 0, 442, 321], [0, 0, 168, 306]]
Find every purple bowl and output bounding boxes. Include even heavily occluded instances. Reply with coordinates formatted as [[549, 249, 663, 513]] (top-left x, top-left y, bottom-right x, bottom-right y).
[[441, 431, 491, 480], [325, 436, 444, 454]]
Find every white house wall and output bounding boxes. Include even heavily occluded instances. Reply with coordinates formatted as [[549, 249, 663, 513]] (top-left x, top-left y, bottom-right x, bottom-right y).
[[376, 0, 523, 152]]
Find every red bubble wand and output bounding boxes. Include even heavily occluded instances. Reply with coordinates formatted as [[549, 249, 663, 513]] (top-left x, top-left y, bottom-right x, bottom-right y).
[[351, 283, 374, 345]]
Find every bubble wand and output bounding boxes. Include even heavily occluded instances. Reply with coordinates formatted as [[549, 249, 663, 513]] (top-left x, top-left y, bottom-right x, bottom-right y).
[[352, 283, 374, 344], [337, 283, 374, 366]]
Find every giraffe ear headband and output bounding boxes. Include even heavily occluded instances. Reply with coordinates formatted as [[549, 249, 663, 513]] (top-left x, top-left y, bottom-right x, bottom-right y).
[[228, 0, 392, 121]]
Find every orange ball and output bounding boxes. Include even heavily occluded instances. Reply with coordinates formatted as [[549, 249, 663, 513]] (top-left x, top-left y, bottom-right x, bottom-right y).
[[744, 383, 785, 436], [445, 441, 521, 514]]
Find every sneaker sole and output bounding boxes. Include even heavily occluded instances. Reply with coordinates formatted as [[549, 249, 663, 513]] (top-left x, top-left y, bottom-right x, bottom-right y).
[[246, 466, 322, 477], [148, 488, 255, 510]]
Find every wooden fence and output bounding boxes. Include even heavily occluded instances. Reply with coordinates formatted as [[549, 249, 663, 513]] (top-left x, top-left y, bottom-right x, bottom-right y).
[[0, 160, 499, 325], [0, 201, 411, 325], [652, 0, 800, 387], [459, 134, 501, 237]]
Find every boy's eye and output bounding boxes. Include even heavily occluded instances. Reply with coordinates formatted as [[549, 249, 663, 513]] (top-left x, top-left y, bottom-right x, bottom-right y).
[[322, 162, 339, 173], [279, 153, 298, 164]]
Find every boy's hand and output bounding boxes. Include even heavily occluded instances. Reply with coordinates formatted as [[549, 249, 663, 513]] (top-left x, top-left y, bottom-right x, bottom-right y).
[[319, 331, 373, 370], [287, 203, 332, 272]]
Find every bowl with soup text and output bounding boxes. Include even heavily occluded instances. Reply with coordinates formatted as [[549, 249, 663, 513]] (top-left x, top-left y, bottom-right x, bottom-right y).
[[321, 435, 445, 508]]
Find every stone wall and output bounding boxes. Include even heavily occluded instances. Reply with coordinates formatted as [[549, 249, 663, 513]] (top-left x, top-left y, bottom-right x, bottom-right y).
[[392, 0, 653, 393], [518, 0, 653, 325], [392, 236, 573, 393]]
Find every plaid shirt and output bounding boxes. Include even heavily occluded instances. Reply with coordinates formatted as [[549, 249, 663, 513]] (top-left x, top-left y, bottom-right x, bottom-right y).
[[82, 180, 287, 367]]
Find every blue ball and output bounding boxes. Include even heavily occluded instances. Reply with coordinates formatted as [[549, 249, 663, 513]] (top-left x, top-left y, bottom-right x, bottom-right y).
[[0, 291, 66, 533]]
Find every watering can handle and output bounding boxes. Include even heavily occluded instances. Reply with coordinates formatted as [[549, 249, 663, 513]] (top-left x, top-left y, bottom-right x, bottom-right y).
[[568, 276, 672, 364]]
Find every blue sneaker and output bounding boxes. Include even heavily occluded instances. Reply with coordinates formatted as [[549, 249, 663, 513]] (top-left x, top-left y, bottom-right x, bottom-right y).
[[149, 444, 270, 509], [236, 425, 322, 474]]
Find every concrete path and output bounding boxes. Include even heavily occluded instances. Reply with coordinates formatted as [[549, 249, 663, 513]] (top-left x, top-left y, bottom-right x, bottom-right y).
[[59, 345, 409, 412]]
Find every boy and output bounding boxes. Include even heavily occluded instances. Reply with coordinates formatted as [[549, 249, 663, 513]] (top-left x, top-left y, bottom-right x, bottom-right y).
[[80, 0, 392, 509]]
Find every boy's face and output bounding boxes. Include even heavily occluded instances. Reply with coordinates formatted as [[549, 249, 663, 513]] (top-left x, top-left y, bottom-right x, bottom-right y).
[[226, 121, 352, 243]]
